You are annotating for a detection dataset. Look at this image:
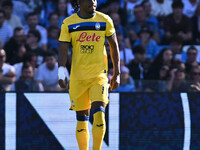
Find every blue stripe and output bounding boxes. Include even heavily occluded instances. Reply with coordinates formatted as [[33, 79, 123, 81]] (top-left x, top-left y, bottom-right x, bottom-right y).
[[68, 22, 106, 30], [93, 107, 105, 114], [76, 116, 89, 121], [106, 33, 116, 38], [77, 12, 95, 19], [58, 41, 71, 44]]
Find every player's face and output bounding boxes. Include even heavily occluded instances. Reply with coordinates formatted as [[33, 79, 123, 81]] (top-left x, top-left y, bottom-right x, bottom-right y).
[[79, 0, 97, 14]]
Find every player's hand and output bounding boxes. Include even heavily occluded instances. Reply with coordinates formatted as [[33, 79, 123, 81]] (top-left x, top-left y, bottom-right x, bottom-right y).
[[110, 74, 120, 91], [58, 77, 68, 89], [191, 82, 200, 92]]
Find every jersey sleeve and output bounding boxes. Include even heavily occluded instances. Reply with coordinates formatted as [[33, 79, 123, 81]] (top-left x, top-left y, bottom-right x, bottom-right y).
[[105, 16, 116, 37], [58, 20, 71, 42]]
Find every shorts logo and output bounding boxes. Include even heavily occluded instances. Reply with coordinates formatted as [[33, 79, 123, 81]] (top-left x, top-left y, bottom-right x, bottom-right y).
[[80, 45, 94, 54], [72, 100, 75, 107], [95, 22, 101, 30]]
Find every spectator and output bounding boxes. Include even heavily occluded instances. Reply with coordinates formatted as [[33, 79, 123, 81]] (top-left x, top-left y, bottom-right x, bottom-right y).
[[169, 35, 187, 63], [191, 2, 200, 44], [2, 0, 22, 30], [109, 12, 127, 39], [117, 32, 134, 65], [107, 1, 127, 26], [3, 27, 25, 65], [35, 51, 69, 91], [144, 64, 170, 92], [12, 0, 33, 25], [11, 63, 43, 91], [113, 66, 136, 92], [166, 61, 189, 92], [0, 49, 16, 91], [191, 81, 200, 91], [11, 44, 26, 65], [127, 45, 151, 90], [182, 0, 199, 18], [185, 46, 199, 74], [55, 0, 70, 28], [163, 0, 193, 44], [47, 26, 60, 54], [121, 0, 143, 24], [109, 12, 131, 49], [127, 5, 160, 45], [25, 29, 46, 65], [18, 0, 43, 14], [189, 65, 200, 91], [146, 48, 174, 79], [142, 0, 165, 42], [133, 26, 159, 60], [39, 0, 55, 26], [142, 0, 159, 28], [0, 9, 12, 46], [24, 12, 47, 50], [150, 0, 172, 17], [14, 52, 38, 81], [46, 12, 59, 28]]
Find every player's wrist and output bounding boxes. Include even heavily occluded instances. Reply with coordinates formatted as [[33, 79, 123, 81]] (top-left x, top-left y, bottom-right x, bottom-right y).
[[58, 66, 66, 80], [113, 72, 120, 76]]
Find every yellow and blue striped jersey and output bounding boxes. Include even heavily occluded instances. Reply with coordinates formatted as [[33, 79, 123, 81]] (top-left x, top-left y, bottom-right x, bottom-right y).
[[59, 11, 115, 80]]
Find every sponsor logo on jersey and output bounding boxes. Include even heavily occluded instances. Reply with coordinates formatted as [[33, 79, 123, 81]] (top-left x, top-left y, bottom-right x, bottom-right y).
[[73, 25, 80, 29], [76, 32, 101, 42], [80, 45, 94, 54]]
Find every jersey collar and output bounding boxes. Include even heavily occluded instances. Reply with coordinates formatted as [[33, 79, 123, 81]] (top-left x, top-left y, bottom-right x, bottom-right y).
[[77, 11, 95, 19]]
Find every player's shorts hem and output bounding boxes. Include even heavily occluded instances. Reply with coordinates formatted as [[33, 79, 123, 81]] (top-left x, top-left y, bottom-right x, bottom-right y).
[[70, 105, 91, 111], [91, 98, 109, 105]]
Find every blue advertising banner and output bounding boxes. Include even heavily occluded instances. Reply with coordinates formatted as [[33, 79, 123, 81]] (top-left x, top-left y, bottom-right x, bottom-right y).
[[188, 93, 200, 149], [1, 92, 200, 149], [0, 93, 5, 150], [17, 93, 63, 149], [120, 93, 184, 149]]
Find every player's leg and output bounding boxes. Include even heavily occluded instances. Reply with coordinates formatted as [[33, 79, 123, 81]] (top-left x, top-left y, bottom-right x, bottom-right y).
[[89, 74, 109, 150], [91, 102, 107, 150], [69, 80, 91, 150], [76, 109, 90, 150]]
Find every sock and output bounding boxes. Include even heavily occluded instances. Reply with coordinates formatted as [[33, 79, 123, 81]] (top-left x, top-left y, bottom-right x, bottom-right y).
[[92, 108, 106, 150], [76, 116, 90, 150]]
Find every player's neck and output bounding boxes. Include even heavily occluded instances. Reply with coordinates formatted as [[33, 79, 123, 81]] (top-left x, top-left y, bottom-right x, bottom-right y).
[[78, 10, 95, 19]]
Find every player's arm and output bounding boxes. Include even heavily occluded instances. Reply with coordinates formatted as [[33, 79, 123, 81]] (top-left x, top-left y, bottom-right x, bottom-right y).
[[107, 34, 120, 91], [58, 42, 70, 88]]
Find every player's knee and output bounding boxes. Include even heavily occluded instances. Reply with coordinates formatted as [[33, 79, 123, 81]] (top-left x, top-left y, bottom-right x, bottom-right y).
[[93, 108, 105, 127], [76, 116, 89, 130]]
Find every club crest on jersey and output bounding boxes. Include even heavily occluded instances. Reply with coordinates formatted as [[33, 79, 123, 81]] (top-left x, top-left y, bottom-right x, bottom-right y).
[[95, 22, 101, 30]]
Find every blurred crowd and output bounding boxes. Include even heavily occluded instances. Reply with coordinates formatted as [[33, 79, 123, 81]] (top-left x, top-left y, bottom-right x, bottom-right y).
[[0, 0, 200, 92]]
